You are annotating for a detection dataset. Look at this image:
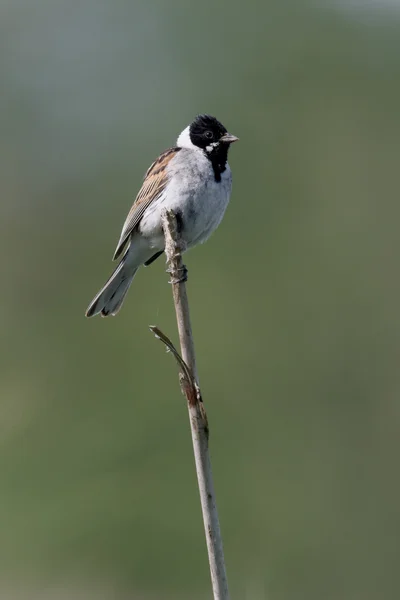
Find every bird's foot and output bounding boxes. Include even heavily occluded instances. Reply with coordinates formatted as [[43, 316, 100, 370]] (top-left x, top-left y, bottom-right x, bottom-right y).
[[166, 265, 188, 284]]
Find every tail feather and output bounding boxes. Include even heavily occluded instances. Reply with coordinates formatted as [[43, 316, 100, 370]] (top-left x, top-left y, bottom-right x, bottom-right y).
[[85, 254, 138, 318]]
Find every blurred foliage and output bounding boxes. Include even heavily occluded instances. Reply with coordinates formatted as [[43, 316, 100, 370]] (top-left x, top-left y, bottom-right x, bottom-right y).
[[1, 0, 400, 598]]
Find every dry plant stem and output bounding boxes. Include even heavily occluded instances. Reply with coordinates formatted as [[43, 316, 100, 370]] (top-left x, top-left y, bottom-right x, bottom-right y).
[[160, 209, 230, 600]]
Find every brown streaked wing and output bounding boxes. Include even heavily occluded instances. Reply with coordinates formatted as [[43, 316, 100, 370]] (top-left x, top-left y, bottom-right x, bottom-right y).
[[113, 147, 181, 260]]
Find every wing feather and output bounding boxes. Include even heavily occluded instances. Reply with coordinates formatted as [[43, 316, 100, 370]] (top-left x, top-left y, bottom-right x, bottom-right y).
[[113, 147, 180, 260]]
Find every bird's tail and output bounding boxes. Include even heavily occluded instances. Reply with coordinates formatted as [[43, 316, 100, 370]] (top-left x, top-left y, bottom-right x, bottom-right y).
[[85, 251, 138, 318]]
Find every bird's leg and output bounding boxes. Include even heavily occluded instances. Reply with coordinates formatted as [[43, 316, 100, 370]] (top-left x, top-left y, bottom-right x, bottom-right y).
[[144, 250, 164, 267], [166, 264, 188, 284], [165, 209, 188, 283], [175, 209, 184, 235]]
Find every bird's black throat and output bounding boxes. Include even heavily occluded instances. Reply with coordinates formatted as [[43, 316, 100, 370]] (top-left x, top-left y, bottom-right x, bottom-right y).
[[205, 144, 229, 183]]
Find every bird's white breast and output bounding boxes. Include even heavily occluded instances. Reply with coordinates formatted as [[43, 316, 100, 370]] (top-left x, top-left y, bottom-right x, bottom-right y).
[[139, 147, 232, 250]]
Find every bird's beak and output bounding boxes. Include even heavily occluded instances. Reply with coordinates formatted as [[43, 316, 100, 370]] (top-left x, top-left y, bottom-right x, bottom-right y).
[[220, 133, 239, 144]]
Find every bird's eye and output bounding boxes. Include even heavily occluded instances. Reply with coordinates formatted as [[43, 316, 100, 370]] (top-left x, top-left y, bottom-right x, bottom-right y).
[[205, 131, 213, 139]]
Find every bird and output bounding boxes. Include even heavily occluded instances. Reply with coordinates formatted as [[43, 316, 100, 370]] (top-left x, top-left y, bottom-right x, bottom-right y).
[[85, 114, 238, 317]]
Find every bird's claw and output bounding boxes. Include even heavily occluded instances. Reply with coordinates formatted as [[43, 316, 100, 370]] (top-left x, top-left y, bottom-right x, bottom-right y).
[[166, 265, 188, 284]]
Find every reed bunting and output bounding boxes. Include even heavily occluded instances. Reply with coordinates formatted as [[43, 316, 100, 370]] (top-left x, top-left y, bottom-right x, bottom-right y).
[[85, 114, 238, 317]]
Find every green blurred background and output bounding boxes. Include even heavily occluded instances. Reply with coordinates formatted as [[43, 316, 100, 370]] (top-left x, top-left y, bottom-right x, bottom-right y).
[[1, 0, 400, 598]]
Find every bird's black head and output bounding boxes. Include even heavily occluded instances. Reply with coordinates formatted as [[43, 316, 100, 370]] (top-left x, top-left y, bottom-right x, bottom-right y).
[[189, 114, 238, 150], [189, 114, 227, 149], [188, 114, 238, 181]]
